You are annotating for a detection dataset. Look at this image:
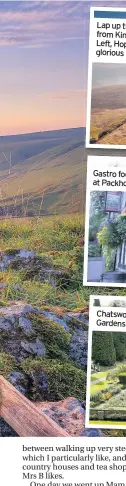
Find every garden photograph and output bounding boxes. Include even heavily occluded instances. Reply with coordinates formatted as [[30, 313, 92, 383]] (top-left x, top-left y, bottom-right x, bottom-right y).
[[87, 190, 126, 284], [89, 330, 126, 427]]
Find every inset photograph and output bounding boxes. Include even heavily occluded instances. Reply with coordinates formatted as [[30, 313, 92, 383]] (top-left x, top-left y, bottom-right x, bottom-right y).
[[84, 189, 126, 286], [90, 63, 126, 147], [89, 330, 126, 428]]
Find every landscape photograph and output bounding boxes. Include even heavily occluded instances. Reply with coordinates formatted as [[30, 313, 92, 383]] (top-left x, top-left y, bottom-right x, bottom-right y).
[[89, 330, 126, 428], [90, 63, 126, 146], [0, 0, 89, 438], [1, 0, 126, 439]]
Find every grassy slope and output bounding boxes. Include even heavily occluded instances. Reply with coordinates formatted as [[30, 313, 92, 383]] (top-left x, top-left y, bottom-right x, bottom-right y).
[[90, 85, 126, 144], [1, 127, 126, 436], [90, 108, 126, 142], [1, 216, 126, 311], [0, 128, 84, 167], [0, 128, 85, 216], [96, 119, 126, 145]]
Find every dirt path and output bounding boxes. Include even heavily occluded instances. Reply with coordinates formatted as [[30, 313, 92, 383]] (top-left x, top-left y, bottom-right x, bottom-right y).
[[96, 121, 126, 145], [91, 376, 106, 386]]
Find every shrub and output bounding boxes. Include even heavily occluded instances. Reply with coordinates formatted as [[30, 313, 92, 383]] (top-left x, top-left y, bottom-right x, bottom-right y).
[[107, 366, 121, 381], [46, 343, 69, 361], [88, 244, 101, 257], [102, 246, 116, 271], [102, 392, 112, 401], [29, 313, 71, 351], [0, 352, 18, 376], [98, 389, 126, 410], [113, 333, 126, 361], [90, 408, 126, 421], [104, 410, 126, 421], [119, 364, 126, 373], [97, 215, 126, 250], [91, 391, 104, 403], [103, 384, 122, 397], [89, 212, 107, 241], [89, 227, 97, 242], [119, 373, 126, 387], [92, 331, 116, 366]]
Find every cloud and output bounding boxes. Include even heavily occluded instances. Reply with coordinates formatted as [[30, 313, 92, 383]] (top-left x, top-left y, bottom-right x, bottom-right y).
[[1, 0, 126, 49], [0, 1, 85, 48]]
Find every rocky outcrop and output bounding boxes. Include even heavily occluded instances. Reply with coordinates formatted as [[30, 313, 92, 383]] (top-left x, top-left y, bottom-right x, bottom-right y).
[[64, 310, 89, 327], [0, 299, 105, 437], [0, 301, 88, 390], [0, 419, 18, 437], [0, 241, 103, 440], [0, 303, 46, 362], [0, 302, 37, 316], [0, 397, 103, 437], [0, 302, 89, 368], [36, 397, 88, 436], [0, 249, 71, 288], [7, 370, 29, 395], [69, 329, 88, 368]]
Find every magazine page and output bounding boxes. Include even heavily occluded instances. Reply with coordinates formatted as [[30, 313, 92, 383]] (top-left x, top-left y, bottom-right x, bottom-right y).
[[1, 1, 126, 485]]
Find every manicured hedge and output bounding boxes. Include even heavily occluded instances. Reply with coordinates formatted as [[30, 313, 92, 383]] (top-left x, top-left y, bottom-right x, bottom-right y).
[[90, 408, 126, 421], [119, 373, 126, 387]]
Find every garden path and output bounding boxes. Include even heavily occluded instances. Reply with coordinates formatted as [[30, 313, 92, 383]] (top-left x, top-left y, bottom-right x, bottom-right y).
[[91, 376, 106, 386]]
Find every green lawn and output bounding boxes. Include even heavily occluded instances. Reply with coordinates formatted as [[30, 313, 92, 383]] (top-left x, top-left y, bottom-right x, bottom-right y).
[[91, 370, 108, 381], [90, 370, 111, 396], [91, 381, 112, 396], [89, 420, 126, 426], [0, 215, 85, 310]]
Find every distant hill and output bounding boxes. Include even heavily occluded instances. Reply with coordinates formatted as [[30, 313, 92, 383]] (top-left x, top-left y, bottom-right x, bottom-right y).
[[0, 127, 86, 216], [91, 85, 126, 110], [90, 85, 126, 145]]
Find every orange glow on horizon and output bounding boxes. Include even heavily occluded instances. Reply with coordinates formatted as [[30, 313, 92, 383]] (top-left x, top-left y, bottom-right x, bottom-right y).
[[0, 90, 86, 135]]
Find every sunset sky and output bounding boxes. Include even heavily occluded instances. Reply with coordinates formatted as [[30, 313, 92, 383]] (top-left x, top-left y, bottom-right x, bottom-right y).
[[1, 0, 126, 135]]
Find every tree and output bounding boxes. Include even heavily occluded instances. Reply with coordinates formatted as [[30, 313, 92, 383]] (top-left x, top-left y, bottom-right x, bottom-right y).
[[92, 331, 116, 366], [113, 333, 126, 361], [97, 214, 126, 249], [90, 191, 106, 216]]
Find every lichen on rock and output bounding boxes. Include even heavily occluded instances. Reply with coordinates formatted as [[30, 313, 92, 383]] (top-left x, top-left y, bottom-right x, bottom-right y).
[[0, 297, 89, 436]]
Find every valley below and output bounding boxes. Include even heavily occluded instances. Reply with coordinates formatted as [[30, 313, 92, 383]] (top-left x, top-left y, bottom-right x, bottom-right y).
[[0, 127, 85, 216]]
